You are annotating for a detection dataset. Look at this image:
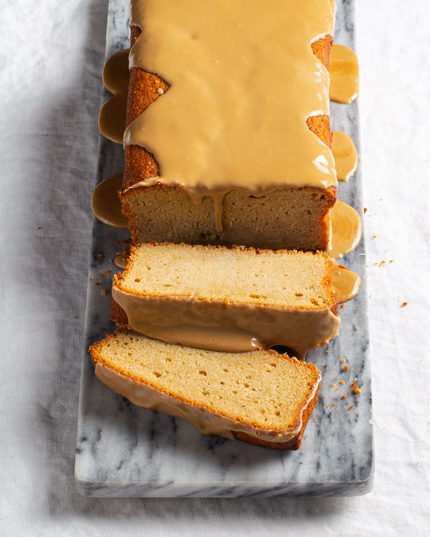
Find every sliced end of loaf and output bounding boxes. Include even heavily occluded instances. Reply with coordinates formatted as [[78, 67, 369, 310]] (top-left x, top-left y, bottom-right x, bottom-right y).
[[89, 328, 321, 449]]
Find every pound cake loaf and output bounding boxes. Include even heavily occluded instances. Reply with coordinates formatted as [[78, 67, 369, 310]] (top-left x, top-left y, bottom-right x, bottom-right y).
[[120, 0, 338, 251], [110, 242, 340, 358], [89, 328, 321, 450]]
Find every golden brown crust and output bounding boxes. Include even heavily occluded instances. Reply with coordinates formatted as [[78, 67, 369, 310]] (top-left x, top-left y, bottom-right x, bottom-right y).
[[311, 34, 333, 70], [109, 297, 128, 326], [123, 27, 334, 190]]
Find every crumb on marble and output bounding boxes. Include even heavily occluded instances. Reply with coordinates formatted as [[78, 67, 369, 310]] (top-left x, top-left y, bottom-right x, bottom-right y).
[[352, 380, 362, 394]]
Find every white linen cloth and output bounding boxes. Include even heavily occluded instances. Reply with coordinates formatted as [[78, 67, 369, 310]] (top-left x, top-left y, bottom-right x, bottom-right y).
[[0, 0, 429, 535]]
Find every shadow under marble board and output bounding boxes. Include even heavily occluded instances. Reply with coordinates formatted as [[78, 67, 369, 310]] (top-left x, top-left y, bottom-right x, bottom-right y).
[[75, 0, 373, 498]]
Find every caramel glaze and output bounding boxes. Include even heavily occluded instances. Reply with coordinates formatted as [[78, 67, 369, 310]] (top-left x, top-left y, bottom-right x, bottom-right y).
[[91, 174, 128, 228], [327, 200, 362, 260], [114, 250, 129, 269], [331, 131, 358, 182], [329, 45, 359, 104], [111, 286, 340, 360], [332, 262, 361, 304], [99, 49, 130, 143], [123, 0, 337, 232]]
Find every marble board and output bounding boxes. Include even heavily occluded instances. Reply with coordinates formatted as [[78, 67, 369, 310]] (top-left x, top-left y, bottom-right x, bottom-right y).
[[75, 0, 374, 498]]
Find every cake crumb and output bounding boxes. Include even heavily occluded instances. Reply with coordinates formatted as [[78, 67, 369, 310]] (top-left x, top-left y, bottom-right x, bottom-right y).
[[331, 383, 336, 387], [342, 395, 346, 399], [402, 302, 408, 307], [344, 365, 350, 372], [340, 380, 345, 385], [349, 405, 354, 410], [341, 358, 347, 362], [326, 350, 330, 354], [332, 403, 335, 407], [101, 289, 107, 295], [364, 208, 367, 213], [95, 283, 101, 286], [340, 304, 344, 308], [98, 255, 103, 260], [75, 316, 79, 319], [352, 380, 361, 394], [103, 270, 111, 276]]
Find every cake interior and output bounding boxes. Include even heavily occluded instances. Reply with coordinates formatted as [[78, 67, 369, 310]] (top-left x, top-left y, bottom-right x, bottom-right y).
[[91, 329, 320, 432], [117, 243, 336, 310]]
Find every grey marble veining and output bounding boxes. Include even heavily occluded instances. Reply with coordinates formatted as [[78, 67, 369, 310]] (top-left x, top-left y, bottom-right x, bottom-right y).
[[75, 0, 373, 498]]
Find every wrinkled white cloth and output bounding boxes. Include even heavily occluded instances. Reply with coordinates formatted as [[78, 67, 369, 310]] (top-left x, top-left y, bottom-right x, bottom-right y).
[[1, 0, 429, 535]]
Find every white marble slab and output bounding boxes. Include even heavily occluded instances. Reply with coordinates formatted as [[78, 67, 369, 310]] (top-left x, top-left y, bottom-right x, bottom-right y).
[[75, 0, 373, 498]]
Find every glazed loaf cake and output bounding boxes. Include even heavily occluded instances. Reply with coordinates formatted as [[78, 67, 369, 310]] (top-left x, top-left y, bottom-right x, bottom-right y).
[[110, 242, 340, 358], [120, 0, 338, 251], [89, 328, 321, 450]]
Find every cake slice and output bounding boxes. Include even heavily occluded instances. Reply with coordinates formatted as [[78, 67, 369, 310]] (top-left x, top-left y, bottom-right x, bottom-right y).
[[89, 328, 321, 450], [110, 242, 340, 358]]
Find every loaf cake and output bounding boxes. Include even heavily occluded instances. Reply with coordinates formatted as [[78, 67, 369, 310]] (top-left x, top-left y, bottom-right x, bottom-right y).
[[89, 328, 321, 450], [109, 242, 340, 358], [120, 0, 338, 251]]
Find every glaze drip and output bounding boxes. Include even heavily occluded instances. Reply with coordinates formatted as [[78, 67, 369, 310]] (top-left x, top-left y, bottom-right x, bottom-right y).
[[91, 174, 128, 228], [99, 49, 130, 143], [329, 45, 359, 104], [332, 131, 358, 182], [328, 200, 362, 260]]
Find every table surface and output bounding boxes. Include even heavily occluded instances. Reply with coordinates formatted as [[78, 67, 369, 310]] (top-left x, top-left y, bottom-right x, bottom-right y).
[[1, 0, 429, 534]]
